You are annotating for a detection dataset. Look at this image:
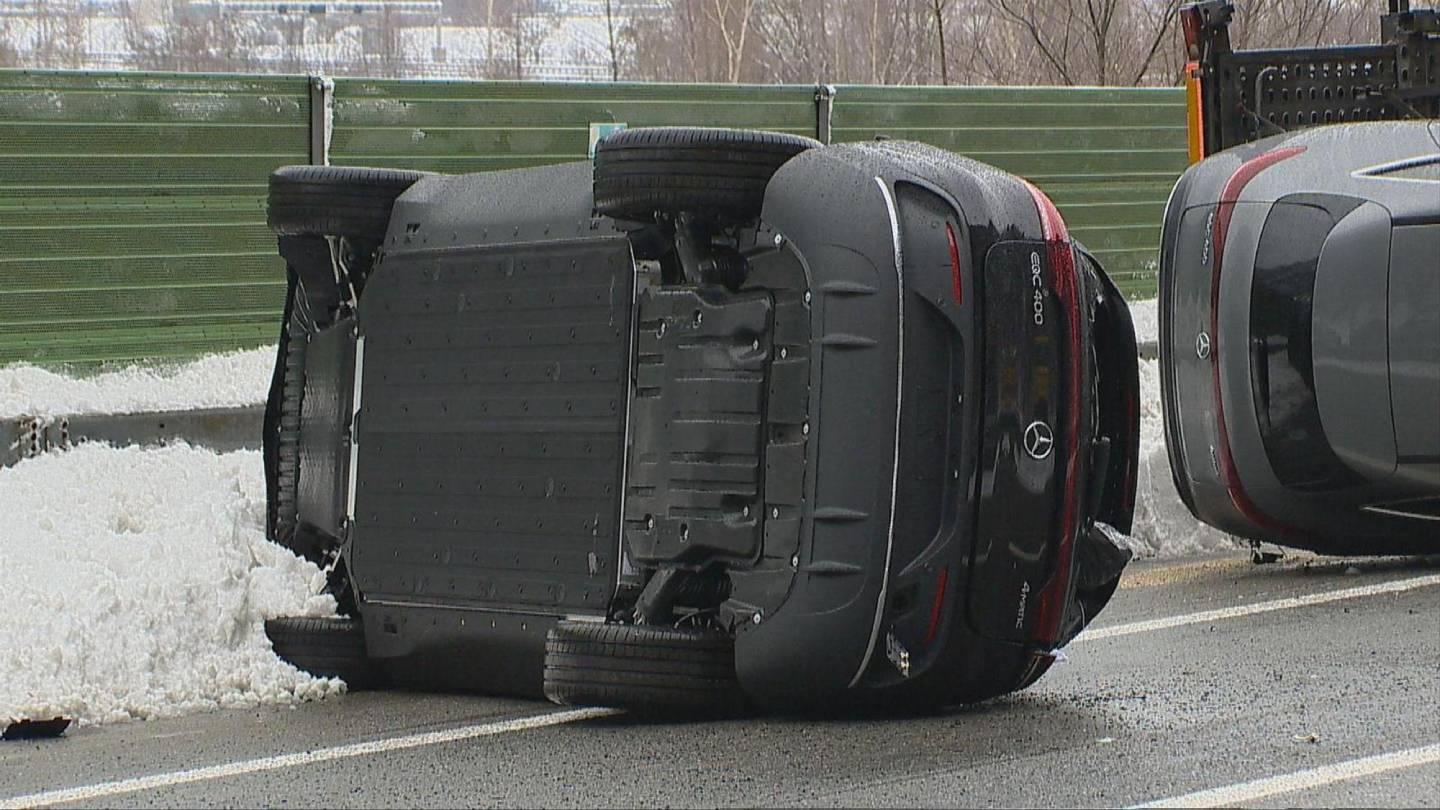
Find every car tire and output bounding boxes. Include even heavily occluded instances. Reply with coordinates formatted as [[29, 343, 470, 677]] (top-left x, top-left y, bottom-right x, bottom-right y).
[[592, 127, 820, 222], [264, 616, 386, 690], [267, 165, 429, 239], [543, 621, 745, 715]]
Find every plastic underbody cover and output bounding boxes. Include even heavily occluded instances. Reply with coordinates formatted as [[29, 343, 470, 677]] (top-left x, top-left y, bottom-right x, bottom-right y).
[[349, 235, 634, 618], [625, 286, 774, 567]]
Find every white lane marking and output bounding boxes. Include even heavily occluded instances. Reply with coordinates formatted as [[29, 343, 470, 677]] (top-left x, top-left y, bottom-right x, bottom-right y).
[[0, 707, 618, 809], [1131, 742, 1440, 808], [1077, 573, 1440, 643]]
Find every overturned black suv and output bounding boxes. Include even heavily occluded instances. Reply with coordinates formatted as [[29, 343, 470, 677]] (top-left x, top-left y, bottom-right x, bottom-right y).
[[262, 128, 1140, 714]]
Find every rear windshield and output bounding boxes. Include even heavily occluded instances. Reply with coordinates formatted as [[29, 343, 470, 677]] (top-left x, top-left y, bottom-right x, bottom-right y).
[[1249, 201, 1361, 492]]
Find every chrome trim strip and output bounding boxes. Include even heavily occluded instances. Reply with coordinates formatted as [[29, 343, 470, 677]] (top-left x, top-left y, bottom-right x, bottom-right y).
[[345, 334, 365, 524], [848, 176, 905, 689], [615, 244, 640, 595], [1353, 153, 1440, 183], [1362, 505, 1440, 523]]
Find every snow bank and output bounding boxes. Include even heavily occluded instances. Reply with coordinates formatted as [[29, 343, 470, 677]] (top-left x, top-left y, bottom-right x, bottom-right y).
[[1121, 296, 1243, 558], [0, 346, 275, 419], [0, 443, 341, 727], [1126, 357, 1242, 557], [1127, 297, 1158, 348]]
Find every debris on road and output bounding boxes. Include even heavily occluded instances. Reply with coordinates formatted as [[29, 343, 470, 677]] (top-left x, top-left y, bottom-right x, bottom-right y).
[[1, 718, 70, 741]]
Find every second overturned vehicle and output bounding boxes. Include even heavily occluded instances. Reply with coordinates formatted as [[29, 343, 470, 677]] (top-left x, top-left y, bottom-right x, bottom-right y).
[[1160, 121, 1440, 555], [262, 128, 1140, 713]]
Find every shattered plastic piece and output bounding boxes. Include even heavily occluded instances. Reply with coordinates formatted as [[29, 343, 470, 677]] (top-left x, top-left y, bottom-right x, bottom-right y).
[[1249, 539, 1285, 564], [2, 718, 70, 741]]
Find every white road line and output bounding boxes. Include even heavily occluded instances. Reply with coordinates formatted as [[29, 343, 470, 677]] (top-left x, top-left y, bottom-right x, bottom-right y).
[[6, 575, 1436, 808], [0, 707, 618, 809], [1077, 573, 1440, 643], [1131, 742, 1440, 808]]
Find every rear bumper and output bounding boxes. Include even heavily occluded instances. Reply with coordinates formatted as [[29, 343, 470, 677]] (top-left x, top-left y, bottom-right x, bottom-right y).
[[1158, 155, 1273, 541], [732, 149, 915, 705], [735, 143, 1133, 706]]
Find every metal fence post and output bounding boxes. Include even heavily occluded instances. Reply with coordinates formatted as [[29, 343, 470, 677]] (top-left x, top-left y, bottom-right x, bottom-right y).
[[309, 75, 334, 166], [815, 84, 836, 144]]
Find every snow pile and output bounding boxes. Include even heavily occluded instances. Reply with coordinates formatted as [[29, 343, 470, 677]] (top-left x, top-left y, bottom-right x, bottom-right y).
[[1126, 356, 1241, 557], [0, 346, 275, 419], [1122, 297, 1242, 558], [1128, 297, 1158, 349], [0, 443, 341, 727]]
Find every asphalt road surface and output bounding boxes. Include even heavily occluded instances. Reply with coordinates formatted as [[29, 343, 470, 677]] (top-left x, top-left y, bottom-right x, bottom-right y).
[[3, 551, 1437, 808]]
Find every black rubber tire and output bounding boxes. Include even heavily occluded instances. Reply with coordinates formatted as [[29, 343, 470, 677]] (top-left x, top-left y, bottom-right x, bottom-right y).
[[264, 616, 386, 690], [592, 127, 820, 222], [267, 165, 428, 238], [543, 621, 745, 715]]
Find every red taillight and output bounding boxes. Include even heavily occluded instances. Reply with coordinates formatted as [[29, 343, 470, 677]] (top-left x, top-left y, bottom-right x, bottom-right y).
[[923, 566, 949, 647], [1210, 147, 1305, 284], [1021, 181, 1082, 647], [1181, 6, 1204, 60], [945, 221, 964, 305], [1209, 146, 1305, 539]]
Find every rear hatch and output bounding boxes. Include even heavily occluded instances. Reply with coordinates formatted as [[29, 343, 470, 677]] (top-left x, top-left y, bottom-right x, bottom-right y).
[[967, 188, 1095, 648]]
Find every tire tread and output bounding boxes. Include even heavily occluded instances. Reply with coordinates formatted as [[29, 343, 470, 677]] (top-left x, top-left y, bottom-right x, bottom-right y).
[[542, 621, 744, 715], [593, 127, 819, 222]]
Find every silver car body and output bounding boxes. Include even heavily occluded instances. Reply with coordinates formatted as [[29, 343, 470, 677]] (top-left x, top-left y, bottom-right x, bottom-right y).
[[1160, 121, 1440, 552]]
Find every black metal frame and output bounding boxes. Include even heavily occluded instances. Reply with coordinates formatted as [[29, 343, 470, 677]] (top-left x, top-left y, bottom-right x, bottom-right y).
[[1187, 0, 1439, 153]]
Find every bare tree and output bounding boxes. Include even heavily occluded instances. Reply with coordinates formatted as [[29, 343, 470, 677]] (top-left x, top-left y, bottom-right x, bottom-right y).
[[981, 0, 1191, 86], [1230, 0, 1372, 51], [0, 21, 18, 68], [629, 0, 728, 82], [754, 0, 840, 83], [0, 0, 1388, 85], [605, 0, 620, 81], [707, 0, 760, 83], [1129, 0, 1185, 85], [930, 0, 952, 85]]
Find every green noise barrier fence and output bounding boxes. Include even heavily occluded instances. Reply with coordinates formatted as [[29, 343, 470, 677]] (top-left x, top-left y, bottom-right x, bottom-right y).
[[0, 70, 1185, 366]]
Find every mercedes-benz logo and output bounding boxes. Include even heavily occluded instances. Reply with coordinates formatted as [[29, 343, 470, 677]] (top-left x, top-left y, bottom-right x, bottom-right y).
[[1196, 331, 1212, 359], [1023, 420, 1054, 460]]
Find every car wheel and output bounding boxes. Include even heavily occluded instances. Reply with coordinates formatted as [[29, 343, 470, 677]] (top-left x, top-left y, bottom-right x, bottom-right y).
[[264, 616, 386, 690], [592, 127, 820, 222], [543, 621, 745, 715], [267, 165, 429, 239]]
